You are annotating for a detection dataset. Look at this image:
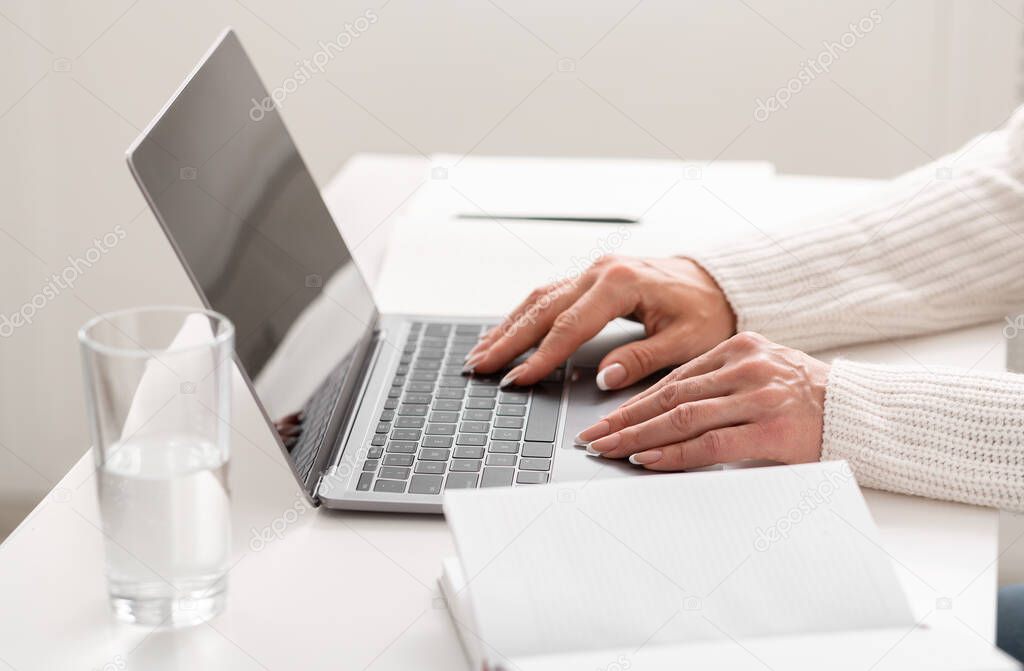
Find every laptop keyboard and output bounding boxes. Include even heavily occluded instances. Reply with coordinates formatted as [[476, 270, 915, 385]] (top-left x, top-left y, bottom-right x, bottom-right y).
[[355, 321, 565, 495]]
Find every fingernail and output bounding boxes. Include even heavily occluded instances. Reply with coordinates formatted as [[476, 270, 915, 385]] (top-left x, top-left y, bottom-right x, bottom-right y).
[[585, 445, 602, 457], [461, 352, 484, 374], [629, 450, 662, 465], [499, 364, 526, 389], [589, 433, 621, 453], [596, 363, 627, 390], [575, 420, 609, 444]]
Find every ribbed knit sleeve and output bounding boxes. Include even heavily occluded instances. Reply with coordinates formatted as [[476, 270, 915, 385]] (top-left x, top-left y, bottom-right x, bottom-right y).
[[822, 360, 1024, 512], [692, 106, 1024, 512], [693, 108, 1024, 354]]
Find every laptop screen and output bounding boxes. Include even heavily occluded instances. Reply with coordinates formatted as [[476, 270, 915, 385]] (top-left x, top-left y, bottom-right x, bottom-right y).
[[127, 31, 378, 476]]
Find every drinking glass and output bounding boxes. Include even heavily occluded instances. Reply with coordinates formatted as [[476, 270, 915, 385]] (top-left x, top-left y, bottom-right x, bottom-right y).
[[78, 306, 234, 626]]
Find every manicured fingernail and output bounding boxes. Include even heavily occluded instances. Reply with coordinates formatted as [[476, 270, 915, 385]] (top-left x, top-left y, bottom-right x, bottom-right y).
[[585, 445, 601, 457], [596, 363, 627, 390], [499, 364, 526, 388], [629, 450, 662, 465], [589, 433, 621, 453], [575, 420, 610, 444], [462, 352, 484, 373]]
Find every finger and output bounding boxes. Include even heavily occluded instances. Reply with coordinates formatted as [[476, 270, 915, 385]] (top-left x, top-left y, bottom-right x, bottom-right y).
[[589, 396, 752, 459], [617, 342, 729, 411], [467, 278, 580, 359], [501, 281, 635, 386], [594, 328, 693, 391], [627, 424, 763, 471], [468, 281, 587, 375], [575, 370, 729, 443]]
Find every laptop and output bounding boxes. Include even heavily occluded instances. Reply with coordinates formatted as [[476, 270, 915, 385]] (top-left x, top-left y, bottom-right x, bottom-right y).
[[126, 29, 644, 513]]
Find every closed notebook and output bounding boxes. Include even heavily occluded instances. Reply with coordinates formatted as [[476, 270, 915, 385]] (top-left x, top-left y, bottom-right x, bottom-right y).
[[440, 462, 1019, 671]]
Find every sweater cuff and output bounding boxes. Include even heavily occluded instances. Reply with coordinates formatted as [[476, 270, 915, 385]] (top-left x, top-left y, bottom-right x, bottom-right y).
[[821, 359, 1024, 512]]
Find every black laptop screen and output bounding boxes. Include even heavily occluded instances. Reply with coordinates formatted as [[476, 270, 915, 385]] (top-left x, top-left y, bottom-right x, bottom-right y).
[[127, 31, 378, 429]]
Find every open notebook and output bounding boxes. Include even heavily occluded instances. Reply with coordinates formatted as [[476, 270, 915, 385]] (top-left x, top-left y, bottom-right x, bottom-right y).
[[440, 462, 1019, 671]]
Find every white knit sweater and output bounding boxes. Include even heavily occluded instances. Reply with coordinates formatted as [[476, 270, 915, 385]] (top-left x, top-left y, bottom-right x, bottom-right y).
[[695, 106, 1024, 513]]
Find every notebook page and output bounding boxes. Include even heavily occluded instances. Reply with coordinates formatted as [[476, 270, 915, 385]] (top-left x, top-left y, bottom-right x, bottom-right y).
[[443, 462, 914, 660]]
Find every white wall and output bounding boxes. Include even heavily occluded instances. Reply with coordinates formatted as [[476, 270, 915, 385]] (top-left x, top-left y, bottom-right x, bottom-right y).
[[0, 1, 1021, 562]]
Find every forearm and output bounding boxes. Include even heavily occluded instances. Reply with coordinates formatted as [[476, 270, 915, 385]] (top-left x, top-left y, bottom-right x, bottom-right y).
[[693, 109, 1024, 352], [822, 359, 1024, 512]]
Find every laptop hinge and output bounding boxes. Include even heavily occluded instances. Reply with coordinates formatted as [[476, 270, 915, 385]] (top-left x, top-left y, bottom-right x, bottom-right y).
[[306, 327, 387, 500]]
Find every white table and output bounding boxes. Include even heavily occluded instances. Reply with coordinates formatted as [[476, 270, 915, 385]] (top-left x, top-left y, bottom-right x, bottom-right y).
[[0, 155, 1005, 670]]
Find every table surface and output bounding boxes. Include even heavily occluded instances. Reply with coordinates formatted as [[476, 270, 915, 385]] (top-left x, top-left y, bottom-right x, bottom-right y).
[[0, 154, 1006, 671]]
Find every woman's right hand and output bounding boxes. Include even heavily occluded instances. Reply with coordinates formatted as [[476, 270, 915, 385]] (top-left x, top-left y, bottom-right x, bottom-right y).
[[465, 256, 737, 389]]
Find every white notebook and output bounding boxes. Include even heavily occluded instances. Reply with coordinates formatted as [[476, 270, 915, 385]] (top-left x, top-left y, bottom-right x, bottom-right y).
[[440, 462, 1019, 671]]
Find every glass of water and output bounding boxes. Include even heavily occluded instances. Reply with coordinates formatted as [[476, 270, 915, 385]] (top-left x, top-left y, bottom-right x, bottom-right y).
[[78, 306, 234, 627]]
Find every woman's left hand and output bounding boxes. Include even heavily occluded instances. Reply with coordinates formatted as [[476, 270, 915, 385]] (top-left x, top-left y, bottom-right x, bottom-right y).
[[575, 331, 830, 470]]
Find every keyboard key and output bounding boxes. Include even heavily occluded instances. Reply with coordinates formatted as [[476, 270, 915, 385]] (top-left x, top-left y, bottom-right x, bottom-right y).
[[499, 391, 529, 404], [384, 398, 399, 410], [445, 473, 480, 489], [391, 429, 421, 441], [375, 422, 391, 434], [380, 410, 395, 422], [457, 433, 487, 446], [392, 376, 406, 387], [521, 442, 553, 458], [395, 416, 425, 429], [417, 348, 444, 359], [432, 399, 462, 412], [488, 440, 519, 454], [370, 435, 386, 447], [406, 382, 434, 393], [492, 428, 523, 441], [415, 460, 447, 474], [429, 411, 459, 423], [378, 466, 412, 480], [414, 359, 442, 370], [362, 459, 379, 471], [486, 453, 517, 467], [494, 416, 524, 429], [384, 454, 414, 467], [422, 435, 453, 448], [450, 459, 482, 472], [436, 389, 465, 400], [519, 458, 551, 471], [368, 446, 384, 459], [387, 386, 402, 398], [481, 467, 515, 487], [463, 409, 492, 421], [525, 383, 561, 443], [395, 365, 410, 375], [443, 366, 465, 376], [426, 423, 456, 436], [438, 376, 468, 388], [398, 404, 428, 416], [516, 471, 549, 484], [403, 393, 431, 405], [496, 404, 526, 416], [387, 441, 418, 453], [466, 398, 495, 410], [418, 447, 450, 461], [374, 478, 406, 493], [424, 324, 451, 337], [460, 421, 490, 434], [409, 474, 443, 495], [356, 472, 373, 491], [411, 371, 438, 382], [468, 387, 498, 398], [422, 337, 448, 348], [454, 445, 485, 459], [455, 324, 481, 335]]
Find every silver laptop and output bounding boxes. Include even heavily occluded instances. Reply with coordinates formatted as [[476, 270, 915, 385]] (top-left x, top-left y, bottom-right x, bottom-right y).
[[126, 29, 644, 513]]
